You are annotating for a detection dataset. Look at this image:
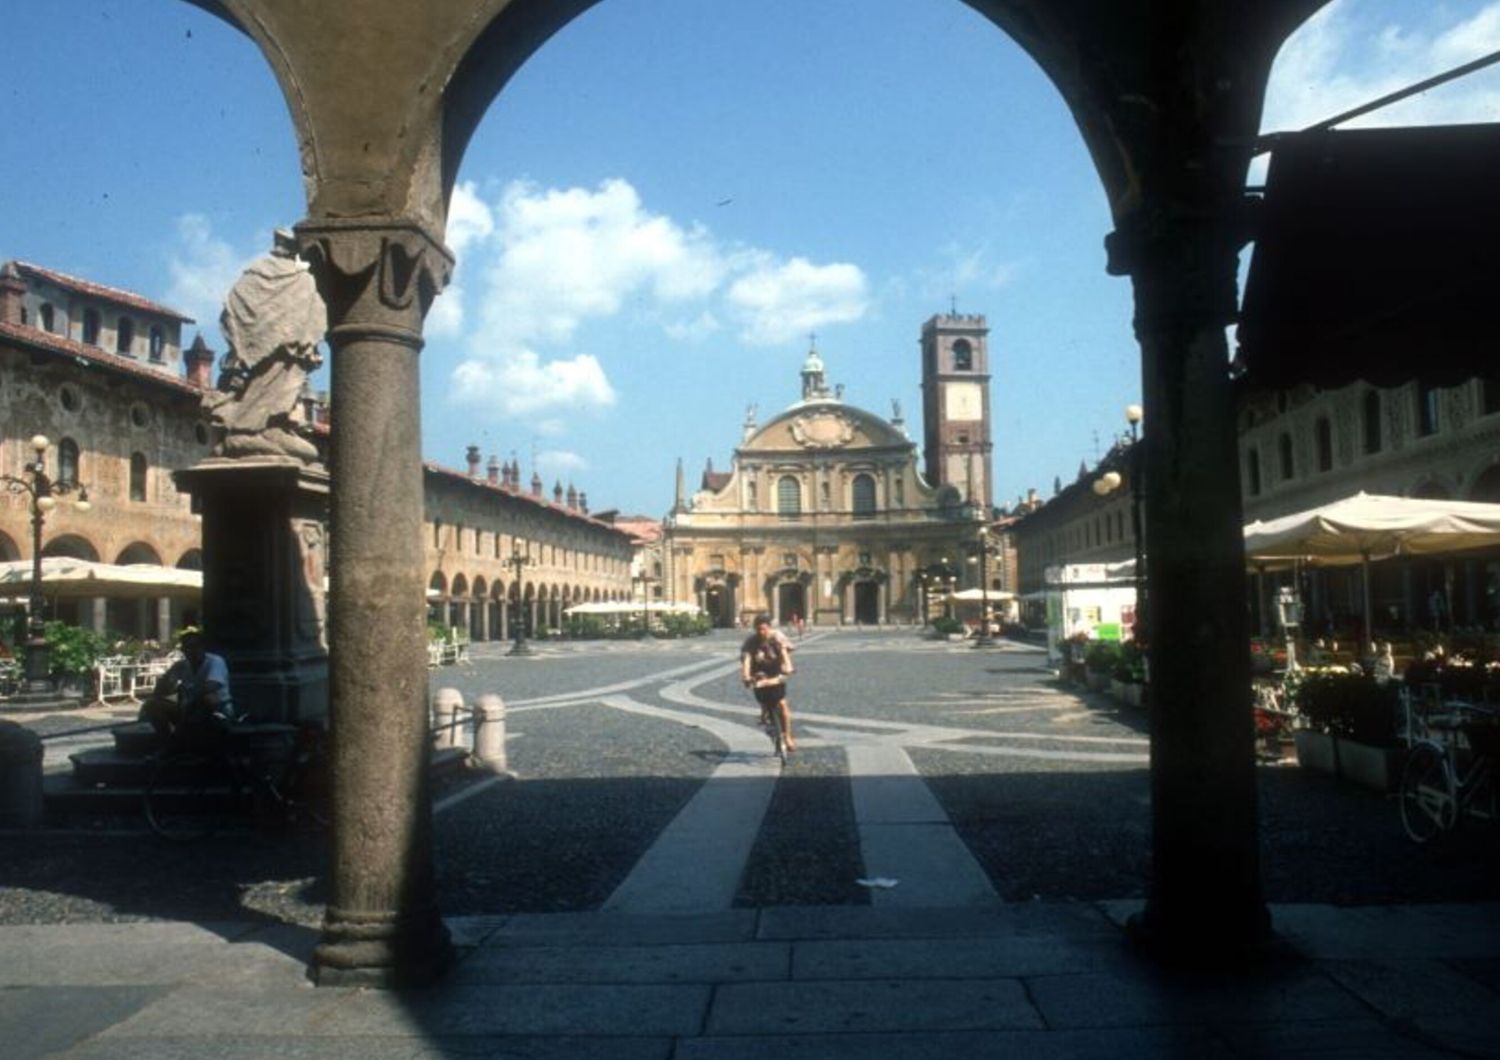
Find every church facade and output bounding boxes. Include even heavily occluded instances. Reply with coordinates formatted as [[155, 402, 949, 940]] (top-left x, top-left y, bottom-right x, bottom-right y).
[[663, 314, 996, 627]]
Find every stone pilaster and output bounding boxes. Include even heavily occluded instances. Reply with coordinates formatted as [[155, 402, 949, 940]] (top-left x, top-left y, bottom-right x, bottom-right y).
[[295, 217, 454, 987], [1109, 203, 1270, 959]]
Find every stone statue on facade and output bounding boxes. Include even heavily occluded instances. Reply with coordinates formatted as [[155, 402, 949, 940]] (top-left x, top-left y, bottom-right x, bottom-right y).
[[205, 229, 327, 464]]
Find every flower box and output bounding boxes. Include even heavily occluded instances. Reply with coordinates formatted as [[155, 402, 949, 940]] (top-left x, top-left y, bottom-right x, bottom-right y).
[[1332, 738, 1403, 793], [1086, 668, 1111, 692], [1293, 730, 1338, 775]]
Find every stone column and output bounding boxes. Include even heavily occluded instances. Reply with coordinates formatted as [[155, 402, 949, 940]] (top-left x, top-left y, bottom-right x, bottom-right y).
[[1112, 209, 1269, 958], [155, 597, 172, 644], [297, 218, 454, 987]]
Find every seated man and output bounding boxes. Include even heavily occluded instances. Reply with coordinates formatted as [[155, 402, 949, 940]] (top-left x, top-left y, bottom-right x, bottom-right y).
[[139, 627, 236, 741]]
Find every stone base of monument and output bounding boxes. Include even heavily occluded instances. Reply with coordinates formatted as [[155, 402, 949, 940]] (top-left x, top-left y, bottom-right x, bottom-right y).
[[174, 458, 329, 725]]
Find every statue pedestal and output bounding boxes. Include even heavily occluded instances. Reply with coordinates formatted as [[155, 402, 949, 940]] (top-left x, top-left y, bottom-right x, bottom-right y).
[[174, 459, 329, 724]]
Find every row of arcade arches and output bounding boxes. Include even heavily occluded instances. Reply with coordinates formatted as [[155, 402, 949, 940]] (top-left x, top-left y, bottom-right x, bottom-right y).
[[427, 570, 631, 640]]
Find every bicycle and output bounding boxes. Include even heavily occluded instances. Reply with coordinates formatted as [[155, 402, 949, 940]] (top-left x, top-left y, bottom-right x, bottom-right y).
[[144, 721, 329, 842], [750, 676, 790, 766], [1397, 700, 1497, 844]]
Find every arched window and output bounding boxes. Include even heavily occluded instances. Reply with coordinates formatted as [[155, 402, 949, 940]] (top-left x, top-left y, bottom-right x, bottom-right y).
[[1278, 433, 1294, 481], [1315, 417, 1333, 473], [57, 438, 80, 487], [1362, 390, 1382, 454], [777, 476, 802, 520], [81, 309, 100, 346], [1246, 448, 1261, 496], [116, 317, 134, 355], [852, 474, 876, 518], [952, 338, 973, 371], [39, 303, 55, 333], [129, 452, 148, 502], [148, 326, 165, 361]]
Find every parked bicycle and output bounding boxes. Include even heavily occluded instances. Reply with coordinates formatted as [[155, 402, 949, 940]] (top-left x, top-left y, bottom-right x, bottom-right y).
[[143, 721, 329, 841], [1398, 700, 1497, 843]]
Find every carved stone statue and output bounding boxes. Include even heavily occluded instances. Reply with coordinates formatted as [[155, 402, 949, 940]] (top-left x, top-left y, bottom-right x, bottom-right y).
[[205, 229, 327, 464]]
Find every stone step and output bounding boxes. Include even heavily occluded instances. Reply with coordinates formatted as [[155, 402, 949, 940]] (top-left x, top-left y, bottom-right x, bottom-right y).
[[111, 721, 163, 757], [69, 747, 155, 788]]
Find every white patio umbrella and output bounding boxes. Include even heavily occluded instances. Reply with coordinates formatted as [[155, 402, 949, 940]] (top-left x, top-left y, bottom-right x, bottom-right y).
[[0, 558, 202, 600], [1243, 492, 1500, 638]]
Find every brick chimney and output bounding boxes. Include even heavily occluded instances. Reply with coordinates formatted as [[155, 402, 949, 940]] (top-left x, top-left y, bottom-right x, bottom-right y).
[[530, 471, 543, 497], [553, 480, 564, 504], [579, 491, 588, 515], [0, 262, 26, 325], [466, 444, 481, 478], [184, 334, 216, 389], [566, 483, 578, 510], [486, 454, 500, 485]]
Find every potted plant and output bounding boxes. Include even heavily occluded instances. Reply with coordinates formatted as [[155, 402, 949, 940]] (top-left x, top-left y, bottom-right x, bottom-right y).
[[1084, 640, 1120, 692], [1111, 643, 1147, 707], [1293, 671, 1402, 790], [43, 620, 111, 696]]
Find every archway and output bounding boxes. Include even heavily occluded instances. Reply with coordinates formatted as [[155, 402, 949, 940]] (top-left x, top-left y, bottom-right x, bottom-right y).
[[852, 581, 880, 625], [0, 531, 18, 562], [775, 583, 806, 627], [147, 0, 1325, 982]]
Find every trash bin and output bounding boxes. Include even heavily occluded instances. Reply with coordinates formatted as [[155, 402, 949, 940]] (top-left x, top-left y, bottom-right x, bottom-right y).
[[0, 720, 44, 828]]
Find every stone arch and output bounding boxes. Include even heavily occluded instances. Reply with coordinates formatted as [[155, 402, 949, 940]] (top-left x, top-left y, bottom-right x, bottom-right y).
[[0, 530, 18, 561], [115, 542, 163, 566], [428, 571, 447, 597], [176, 549, 203, 570], [169, 0, 1329, 982], [43, 534, 98, 561]]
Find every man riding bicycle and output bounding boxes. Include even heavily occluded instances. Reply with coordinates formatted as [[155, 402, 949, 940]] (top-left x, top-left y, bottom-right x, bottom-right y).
[[740, 614, 796, 753]]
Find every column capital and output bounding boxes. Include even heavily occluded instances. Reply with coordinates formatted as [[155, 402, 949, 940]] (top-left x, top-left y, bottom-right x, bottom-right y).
[[294, 217, 454, 347], [1104, 199, 1253, 340]]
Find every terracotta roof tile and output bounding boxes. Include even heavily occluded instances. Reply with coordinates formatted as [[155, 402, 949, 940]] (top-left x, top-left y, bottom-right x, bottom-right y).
[[422, 462, 632, 540], [0, 320, 207, 397], [12, 261, 195, 323]]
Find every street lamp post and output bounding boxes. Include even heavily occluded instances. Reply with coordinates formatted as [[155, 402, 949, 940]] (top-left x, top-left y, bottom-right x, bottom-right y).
[[968, 526, 999, 647], [1124, 404, 1146, 644], [1092, 405, 1146, 644], [2, 435, 90, 694], [504, 540, 536, 657]]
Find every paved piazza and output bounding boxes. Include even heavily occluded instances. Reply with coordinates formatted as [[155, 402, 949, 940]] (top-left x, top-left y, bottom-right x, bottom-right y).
[[428, 630, 1499, 917], [1, 629, 1496, 926]]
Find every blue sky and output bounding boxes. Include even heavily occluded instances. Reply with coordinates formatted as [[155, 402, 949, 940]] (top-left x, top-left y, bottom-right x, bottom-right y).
[[3, 1, 1498, 516]]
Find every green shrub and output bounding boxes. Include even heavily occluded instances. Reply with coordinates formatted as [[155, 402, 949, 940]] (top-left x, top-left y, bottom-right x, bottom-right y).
[[1112, 642, 1146, 683], [655, 612, 711, 638], [931, 616, 965, 636], [1294, 673, 1401, 746], [1084, 640, 1121, 672], [43, 621, 112, 677]]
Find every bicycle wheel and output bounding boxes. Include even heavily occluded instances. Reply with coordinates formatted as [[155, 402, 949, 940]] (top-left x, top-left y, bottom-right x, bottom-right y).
[[276, 752, 331, 830], [144, 750, 226, 842], [1399, 742, 1456, 843]]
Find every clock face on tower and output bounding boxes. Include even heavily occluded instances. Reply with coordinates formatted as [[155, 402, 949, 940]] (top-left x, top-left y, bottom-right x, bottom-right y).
[[943, 381, 983, 421]]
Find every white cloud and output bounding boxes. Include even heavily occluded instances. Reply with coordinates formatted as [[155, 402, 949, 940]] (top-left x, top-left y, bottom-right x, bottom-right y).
[[427, 181, 496, 340], [911, 243, 1022, 303], [475, 178, 725, 353], [443, 176, 873, 414], [663, 310, 723, 341], [451, 350, 616, 416], [1264, 1, 1500, 135], [727, 256, 869, 345], [165, 214, 255, 334], [537, 449, 588, 474]]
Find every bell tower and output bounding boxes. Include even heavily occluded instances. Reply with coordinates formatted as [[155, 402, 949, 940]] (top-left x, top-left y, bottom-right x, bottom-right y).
[[920, 312, 993, 510]]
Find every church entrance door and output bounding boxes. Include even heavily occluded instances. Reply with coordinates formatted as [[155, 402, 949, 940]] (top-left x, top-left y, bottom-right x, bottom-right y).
[[705, 585, 735, 628], [776, 583, 806, 626], [853, 582, 880, 624]]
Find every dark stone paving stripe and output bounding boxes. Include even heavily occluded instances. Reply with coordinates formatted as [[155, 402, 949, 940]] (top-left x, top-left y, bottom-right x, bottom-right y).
[[734, 746, 868, 908], [706, 977, 1043, 1035], [675, 1026, 1236, 1060]]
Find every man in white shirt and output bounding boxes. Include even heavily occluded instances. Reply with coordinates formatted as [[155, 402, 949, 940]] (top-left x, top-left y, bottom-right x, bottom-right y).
[[140, 627, 236, 738]]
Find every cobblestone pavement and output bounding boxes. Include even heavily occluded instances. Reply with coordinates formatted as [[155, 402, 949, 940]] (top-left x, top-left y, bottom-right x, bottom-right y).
[[1, 629, 1497, 927]]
